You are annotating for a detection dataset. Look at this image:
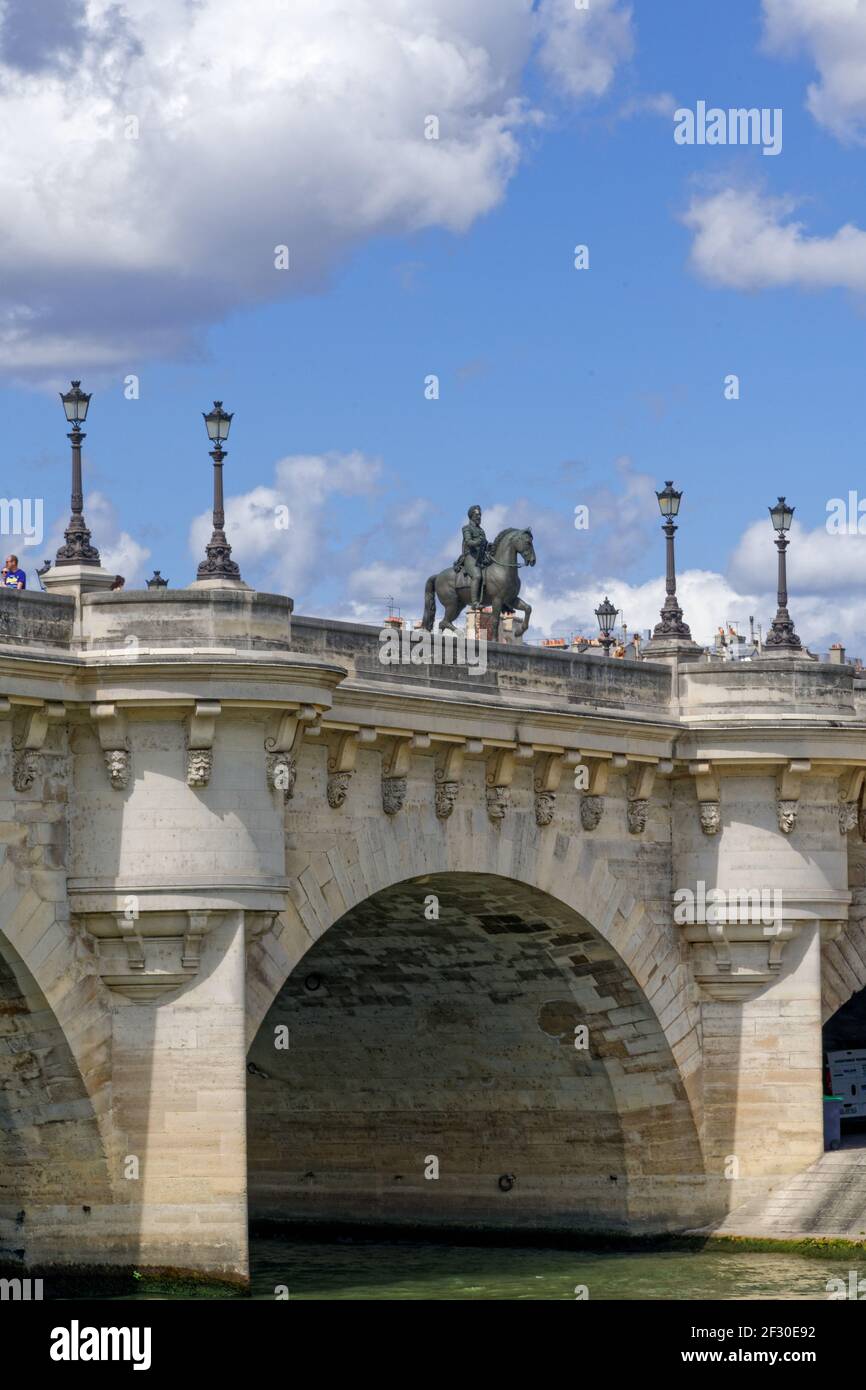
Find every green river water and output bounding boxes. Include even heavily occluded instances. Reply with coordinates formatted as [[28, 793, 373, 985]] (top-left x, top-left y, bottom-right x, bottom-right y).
[[87, 1239, 866, 1301]]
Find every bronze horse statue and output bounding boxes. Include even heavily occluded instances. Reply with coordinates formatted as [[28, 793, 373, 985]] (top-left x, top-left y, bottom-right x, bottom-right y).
[[422, 526, 536, 641]]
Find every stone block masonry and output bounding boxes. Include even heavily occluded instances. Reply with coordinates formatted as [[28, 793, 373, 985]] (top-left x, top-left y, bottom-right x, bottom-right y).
[[1, 593, 865, 1281]]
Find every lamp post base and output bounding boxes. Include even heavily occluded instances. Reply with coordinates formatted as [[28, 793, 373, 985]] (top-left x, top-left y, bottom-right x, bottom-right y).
[[41, 564, 118, 598], [641, 634, 704, 662], [760, 644, 816, 662], [187, 576, 251, 592]]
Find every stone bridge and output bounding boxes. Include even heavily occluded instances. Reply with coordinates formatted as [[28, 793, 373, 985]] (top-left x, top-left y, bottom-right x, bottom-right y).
[[2, 582, 866, 1285]]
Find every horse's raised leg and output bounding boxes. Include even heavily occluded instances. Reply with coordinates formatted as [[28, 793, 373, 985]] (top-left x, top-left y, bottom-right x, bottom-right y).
[[514, 597, 532, 635]]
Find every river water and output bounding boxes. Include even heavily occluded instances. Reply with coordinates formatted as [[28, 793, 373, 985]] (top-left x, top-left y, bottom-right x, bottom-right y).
[[100, 1239, 866, 1301]]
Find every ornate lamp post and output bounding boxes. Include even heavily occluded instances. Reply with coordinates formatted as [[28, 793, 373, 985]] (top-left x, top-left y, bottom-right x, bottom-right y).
[[54, 380, 101, 567], [196, 401, 242, 582], [595, 596, 618, 656], [651, 480, 692, 641], [765, 496, 802, 651]]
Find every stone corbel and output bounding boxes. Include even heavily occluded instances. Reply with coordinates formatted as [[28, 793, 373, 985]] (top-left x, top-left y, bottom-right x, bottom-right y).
[[11, 702, 65, 791], [187, 701, 221, 788], [182, 911, 211, 972], [689, 762, 720, 836], [327, 731, 360, 808], [626, 761, 657, 836], [579, 754, 611, 831], [117, 911, 145, 972], [93, 909, 218, 999], [434, 743, 464, 820], [382, 736, 412, 815], [777, 760, 810, 834], [485, 748, 514, 822], [264, 705, 317, 801], [838, 767, 865, 836], [90, 703, 130, 790], [533, 752, 563, 827]]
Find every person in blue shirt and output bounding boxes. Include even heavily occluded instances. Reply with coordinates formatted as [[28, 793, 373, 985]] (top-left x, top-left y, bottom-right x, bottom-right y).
[[2, 554, 26, 589]]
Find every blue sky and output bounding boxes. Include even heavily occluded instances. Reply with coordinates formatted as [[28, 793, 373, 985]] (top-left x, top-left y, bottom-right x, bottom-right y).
[[4, 0, 866, 649]]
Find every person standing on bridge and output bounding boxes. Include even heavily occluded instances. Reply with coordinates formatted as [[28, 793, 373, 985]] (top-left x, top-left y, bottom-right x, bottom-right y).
[[2, 554, 25, 590]]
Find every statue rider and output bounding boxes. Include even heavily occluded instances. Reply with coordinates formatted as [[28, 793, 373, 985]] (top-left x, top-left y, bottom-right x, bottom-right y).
[[458, 504, 488, 609]]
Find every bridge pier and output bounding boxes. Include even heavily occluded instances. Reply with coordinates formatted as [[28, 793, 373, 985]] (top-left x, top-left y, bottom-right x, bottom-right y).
[[108, 908, 249, 1284], [699, 923, 824, 1196]]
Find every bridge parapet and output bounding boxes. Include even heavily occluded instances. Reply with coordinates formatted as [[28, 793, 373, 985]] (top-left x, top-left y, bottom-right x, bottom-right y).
[[680, 655, 859, 725]]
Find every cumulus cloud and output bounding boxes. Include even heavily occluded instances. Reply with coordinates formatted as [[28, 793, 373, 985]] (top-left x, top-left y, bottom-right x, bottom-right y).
[[534, 0, 634, 101], [0, 0, 634, 376], [682, 186, 866, 293], [197, 449, 866, 654], [40, 488, 150, 584], [524, 567, 760, 646], [524, 564, 862, 655], [188, 450, 382, 599], [729, 513, 866, 594], [762, 0, 866, 143]]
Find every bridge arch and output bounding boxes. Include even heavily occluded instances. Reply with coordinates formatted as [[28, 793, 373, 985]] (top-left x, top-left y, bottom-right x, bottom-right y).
[[247, 807, 697, 1064], [246, 817, 710, 1233], [0, 932, 113, 1266]]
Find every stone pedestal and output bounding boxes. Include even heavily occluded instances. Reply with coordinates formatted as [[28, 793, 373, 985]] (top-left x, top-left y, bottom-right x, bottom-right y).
[[41, 563, 117, 597], [187, 577, 251, 592], [641, 634, 704, 662]]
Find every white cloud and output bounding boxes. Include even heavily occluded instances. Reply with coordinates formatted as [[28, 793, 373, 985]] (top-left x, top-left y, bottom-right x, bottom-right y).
[[523, 563, 861, 654], [196, 449, 866, 654], [615, 90, 677, 121], [682, 186, 866, 292], [762, 0, 866, 143], [41, 488, 150, 584], [729, 514, 866, 594], [524, 568, 760, 646], [188, 451, 381, 596], [534, 0, 634, 101], [0, 0, 635, 375]]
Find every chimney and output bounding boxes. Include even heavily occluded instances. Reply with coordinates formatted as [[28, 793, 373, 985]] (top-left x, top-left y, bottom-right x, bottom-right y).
[[829, 643, 846, 665]]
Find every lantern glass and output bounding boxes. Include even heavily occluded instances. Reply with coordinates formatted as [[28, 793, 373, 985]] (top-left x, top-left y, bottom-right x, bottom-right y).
[[203, 401, 233, 443], [595, 596, 618, 635], [656, 480, 681, 517], [769, 496, 794, 533], [60, 380, 90, 424]]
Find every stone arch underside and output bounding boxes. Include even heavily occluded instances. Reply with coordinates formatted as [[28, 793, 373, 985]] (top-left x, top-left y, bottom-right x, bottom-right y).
[[247, 872, 712, 1235], [822, 880, 866, 1022], [0, 938, 112, 1266]]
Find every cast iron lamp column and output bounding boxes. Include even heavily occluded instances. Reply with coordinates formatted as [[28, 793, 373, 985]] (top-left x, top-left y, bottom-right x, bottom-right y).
[[651, 480, 692, 640], [764, 496, 802, 651], [54, 380, 101, 567], [196, 400, 242, 582], [595, 596, 618, 655]]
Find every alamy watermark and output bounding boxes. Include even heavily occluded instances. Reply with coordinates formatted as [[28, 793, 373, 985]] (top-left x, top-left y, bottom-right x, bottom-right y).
[[827, 492, 866, 534], [674, 102, 782, 157], [0, 497, 43, 546], [378, 625, 487, 675], [673, 880, 782, 926], [0, 1276, 43, 1300]]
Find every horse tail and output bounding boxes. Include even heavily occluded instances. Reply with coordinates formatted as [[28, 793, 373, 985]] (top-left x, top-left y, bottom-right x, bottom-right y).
[[422, 575, 437, 630]]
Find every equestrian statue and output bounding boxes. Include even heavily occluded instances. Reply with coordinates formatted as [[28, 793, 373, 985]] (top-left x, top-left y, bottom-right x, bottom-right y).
[[421, 505, 536, 641]]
